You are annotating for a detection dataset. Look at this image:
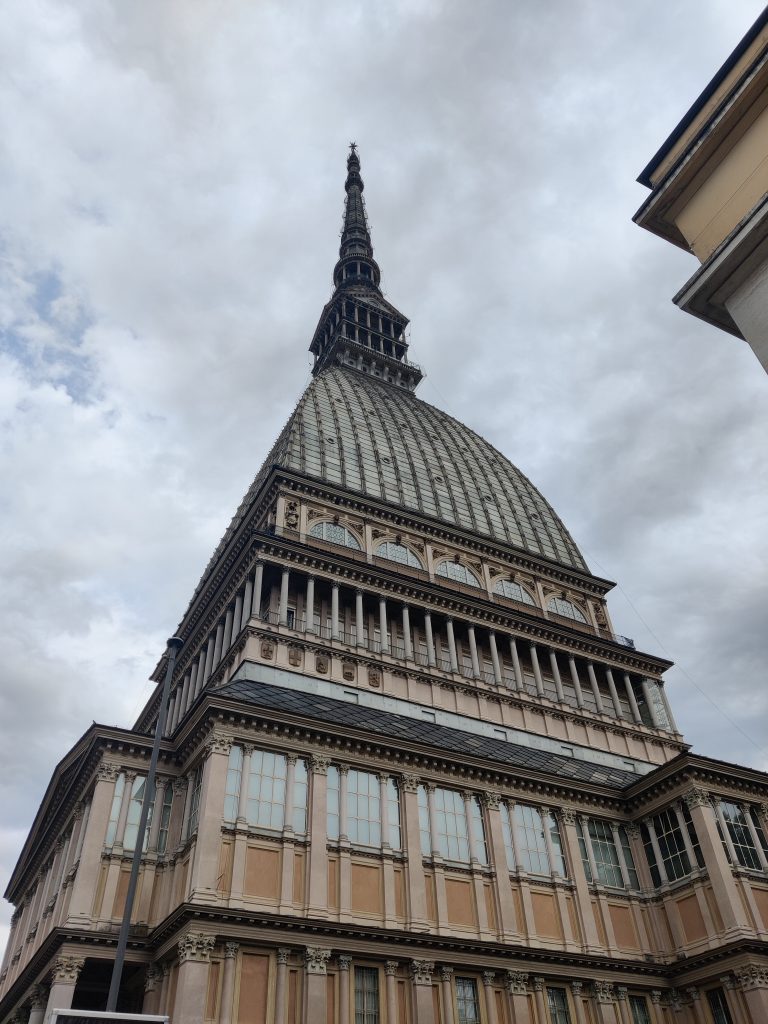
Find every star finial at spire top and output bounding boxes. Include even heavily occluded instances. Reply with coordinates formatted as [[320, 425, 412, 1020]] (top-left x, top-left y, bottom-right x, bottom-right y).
[[349, 141, 357, 154]]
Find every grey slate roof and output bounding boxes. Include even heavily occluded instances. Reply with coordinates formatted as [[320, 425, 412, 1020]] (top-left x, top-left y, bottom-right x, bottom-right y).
[[217, 678, 637, 790]]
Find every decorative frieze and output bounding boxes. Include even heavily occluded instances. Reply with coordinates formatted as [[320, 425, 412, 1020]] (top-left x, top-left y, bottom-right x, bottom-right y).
[[178, 933, 216, 963]]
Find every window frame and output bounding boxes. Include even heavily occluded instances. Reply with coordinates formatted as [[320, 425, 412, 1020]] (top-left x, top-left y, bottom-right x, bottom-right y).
[[308, 520, 362, 550]]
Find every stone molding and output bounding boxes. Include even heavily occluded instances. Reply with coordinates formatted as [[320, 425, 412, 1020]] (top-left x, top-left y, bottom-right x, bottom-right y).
[[178, 933, 216, 963], [411, 960, 435, 985], [305, 947, 331, 975], [51, 956, 85, 984]]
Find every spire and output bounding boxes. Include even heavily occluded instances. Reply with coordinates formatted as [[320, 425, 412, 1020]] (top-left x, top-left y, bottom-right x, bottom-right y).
[[309, 146, 422, 392], [333, 143, 381, 289]]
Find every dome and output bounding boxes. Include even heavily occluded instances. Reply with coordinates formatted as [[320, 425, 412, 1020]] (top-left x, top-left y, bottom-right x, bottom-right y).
[[268, 366, 587, 571]]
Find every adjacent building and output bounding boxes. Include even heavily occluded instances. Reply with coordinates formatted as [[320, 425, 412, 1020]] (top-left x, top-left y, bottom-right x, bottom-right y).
[[2, 147, 767, 1024], [634, 8, 768, 371]]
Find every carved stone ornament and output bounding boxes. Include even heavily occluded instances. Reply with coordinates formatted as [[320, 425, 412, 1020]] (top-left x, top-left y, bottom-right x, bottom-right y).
[[667, 990, 683, 1012], [342, 661, 356, 681], [398, 773, 418, 793], [367, 667, 381, 687], [616, 986, 628, 1002], [338, 955, 352, 971], [506, 972, 529, 995], [532, 977, 544, 993], [593, 605, 608, 627], [736, 964, 768, 989], [144, 965, 161, 992], [304, 947, 331, 975], [224, 942, 239, 960], [172, 777, 188, 794], [685, 987, 700, 1003], [411, 960, 434, 985], [178, 933, 216, 963], [439, 967, 453, 982], [720, 975, 737, 991], [684, 787, 711, 809], [276, 948, 291, 965], [482, 971, 496, 987], [593, 981, 615, 1004], [29, 984, 47, 1009], [288, 647, 302, 667], [316, 654, 329, 674], [559, 807, 577, 826], [285, 501, 300, 530], [51, 956, 86, 984], [260, 640, 275, 660], [96, 762, 121, 783], [385, 961, 399, 976], [571, 981, 583, 996], [625, 823, 641, 840], [205, 732, 232, 756], [310, 754, 330, 775]]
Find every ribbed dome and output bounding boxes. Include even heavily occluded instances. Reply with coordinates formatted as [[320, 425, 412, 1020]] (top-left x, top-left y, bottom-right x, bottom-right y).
[[271, 366, 586, 571]]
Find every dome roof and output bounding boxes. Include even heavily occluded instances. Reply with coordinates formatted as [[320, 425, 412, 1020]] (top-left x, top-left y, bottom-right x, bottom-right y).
[[267, 366, 587, 571]]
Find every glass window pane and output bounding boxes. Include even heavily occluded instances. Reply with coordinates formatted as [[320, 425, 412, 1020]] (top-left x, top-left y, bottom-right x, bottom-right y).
[[354, 967, 379, 1024], [546, 987, 572, 1024], [456, 978, 480, 1024]]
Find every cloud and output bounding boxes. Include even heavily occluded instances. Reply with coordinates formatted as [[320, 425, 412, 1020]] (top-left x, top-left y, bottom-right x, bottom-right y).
[[1, 0, 766, 950]]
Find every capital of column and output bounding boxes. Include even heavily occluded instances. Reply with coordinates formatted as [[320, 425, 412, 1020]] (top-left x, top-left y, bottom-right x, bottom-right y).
[[683, 787, 711, 809], [616, 986, 628, 1002], [310, 753, 330, 775], [401, 773, 420, 793], [439, 966, 453, 983], [224, 942, 239, 959], [735, 964, 768, 990], [482, 971, 495, 988], [338, 764, 349, 776], [593, 981, 615, 1004], [204, 731, 233, 756], [685, 987, 700, 1003], [304, 946, 331, 975], [411, 960, 435, 985], [178, 932, 216, 963], [29, 984, 48, 1009], [144, 965, 161, 992], [532, 976, 545, 993], [276, 948, 291, 965], [484, 791, 502, 810], [338, 955, 352, 972], [172, 777, 188, 794], [96, 761, 121, 783], [50, 956, 85, 984], [571, 981, 583, 997], [385, 961, 399, 976], [559, 806, 578, 826]]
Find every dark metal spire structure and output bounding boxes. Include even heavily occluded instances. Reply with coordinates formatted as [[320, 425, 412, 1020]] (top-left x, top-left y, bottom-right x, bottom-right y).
[[309, 146, 422, 391]]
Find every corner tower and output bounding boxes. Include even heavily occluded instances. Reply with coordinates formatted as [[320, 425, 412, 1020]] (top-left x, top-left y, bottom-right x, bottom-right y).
[[2, 149, 767, 1024]]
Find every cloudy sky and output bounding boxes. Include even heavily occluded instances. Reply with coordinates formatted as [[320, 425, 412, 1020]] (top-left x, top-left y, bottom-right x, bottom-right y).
[[1, 0, 767, 946]]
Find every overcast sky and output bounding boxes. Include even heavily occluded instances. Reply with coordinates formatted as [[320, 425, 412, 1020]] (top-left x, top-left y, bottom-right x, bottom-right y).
[[1, 0, 767, 947]]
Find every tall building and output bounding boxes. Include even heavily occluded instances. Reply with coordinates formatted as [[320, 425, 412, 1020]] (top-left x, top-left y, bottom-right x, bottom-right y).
[[2, 148, 767, 1024], [634, 8, 768, 372]]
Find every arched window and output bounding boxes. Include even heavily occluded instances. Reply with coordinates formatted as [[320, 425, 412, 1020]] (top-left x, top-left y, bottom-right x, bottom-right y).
[[547, 596, 587, 623], [435, 560, 482, 588], [376, 540, 423, 569], [493, 579, 536, 606], [309, 521, 362, 550]]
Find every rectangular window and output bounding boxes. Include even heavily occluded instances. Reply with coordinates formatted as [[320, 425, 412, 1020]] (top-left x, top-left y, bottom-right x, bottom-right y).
[[546, 987, 572, 1024], [577, 818, 637, 889], [156, 784, 174, 855], [387, 778, 402, 849], [187, 765, 203, 837], [434, 788, 470, 862], [105, 773, 126, 847], [247, 749, 287, 830], [514, 804, 551, 875], [628, 995, 651, 1024], [292, 758, 309, 834], [652, 808, 691, 880], [123, 775, 149, 853], [706, 989, 733, 1024], [348, 770, 381, 846], [720, 801, 764, 870], [418, 785, 431, 856], [224, 745, 244, 821], [500, 802, 516, 870], [354, 967, 379, 1024], [455, 978, 480, 1024]]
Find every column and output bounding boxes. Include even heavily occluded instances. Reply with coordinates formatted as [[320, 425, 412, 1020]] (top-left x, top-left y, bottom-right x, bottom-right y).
[[672, 804, 700, 873], [232, 593, 243, 641], [614, 987, 631, 1024], [279, 756, 298, 909], [713, 799, 740, 865], [569, 656, 585, 709], [218, 942, 239, 1024], [187, 735, 232, 903], [304, 947, 331, 1024], [463, 792, 479, 863], [174, 934, 215, 1024], [147, 778, 168, 852], [192, 653, 205, 700], [338, 956, 351, 1024], [446, 619, 458, 672], [532, 978, 548, 1024], [411, 961, 436, 1024], [241, 575, 253, 631], [659, 685, 678, 732], [424, 612, 436, 667], [509, 638, 523, 690], [440, 966, 455, 1024], [544, 649, 563, 703], [28, 985, 47, 1024], [279, 568, 290, 625], [592, 982, 620, 1024], [113, 770, 136, 850], [385, 963, 399, 1024], [331, 583, 340, 640], [604, 669, 623, 718], [467, 626, 481, 678], [166, 693, 178, 736], [308, 755, 329, 916], [735, 966, 768, 1023], [571, 982, 588, 1024], [482, 972, 498, 1024], [401, 776, 428, 929], [355, 590, 365, 647], [222, 605, 234, 655], [559, 809, 600, 949], [402, 605, 413, 661], [623, 674, 642, 725], [505, 972, 532, 1024], [379, 596, 389, 653], [43, 956, 85, 1024], [253, 560, 264, 620], [640, 679, 661, 728], [273, 949, 290, 1024], [186, 660, 199, 706], [488, 632, 502, 685], [483, 793, 518, 936], [529, 644, 544, 697], [587, 663, 605, 713], [306, 576, 316, 633], [202, 635, 215, 688], [212, 620, 225, 670], [338, 766, 349, 842]]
